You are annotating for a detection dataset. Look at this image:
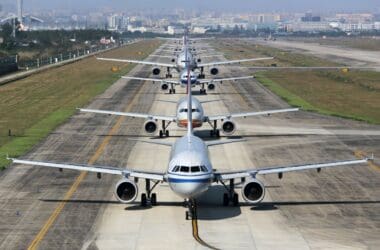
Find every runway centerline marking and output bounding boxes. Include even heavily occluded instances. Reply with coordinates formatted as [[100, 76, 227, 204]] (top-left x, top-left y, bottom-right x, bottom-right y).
[[27, 79, 146, 250]]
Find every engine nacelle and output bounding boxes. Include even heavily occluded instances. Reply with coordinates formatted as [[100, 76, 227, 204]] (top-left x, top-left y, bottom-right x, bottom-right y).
[[114, 179, 138, 203], [242, 179, 265, 203], [144, 120, 158, 134], [160, 82, 169, 91], [210, 67, 219, 75], [221, 120, 236, 135], [207, 83, 215, 90], [152, 67, 161, 75]]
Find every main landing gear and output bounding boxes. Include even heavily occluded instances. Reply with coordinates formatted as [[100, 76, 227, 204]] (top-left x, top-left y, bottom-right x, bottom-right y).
[[140, 179, 160, 207], [199, 83, 206, 95], [165, 67, 172, 78], [185, 199, 197, 220], [208, 120, 220, 137], [168, 83, 176, 94], [159, 120, 171, 138], [220, 179, 239, 206], [198, 66, 205, 79]]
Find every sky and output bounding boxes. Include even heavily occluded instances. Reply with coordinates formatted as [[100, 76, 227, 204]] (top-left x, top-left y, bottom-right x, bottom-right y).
[[7, 0, 380, 13]]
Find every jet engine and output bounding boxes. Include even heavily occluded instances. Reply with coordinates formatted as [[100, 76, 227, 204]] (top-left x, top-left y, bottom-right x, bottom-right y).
[[144, 120, 158, 134], [114, 178, 138, 203], [241, 179, 265, 203], [160, 82, 169, 91], [152, 67, 161, 75], [207, 83, 215, 90], [221, 120, 236, 135], [210, 67, 219, 75]]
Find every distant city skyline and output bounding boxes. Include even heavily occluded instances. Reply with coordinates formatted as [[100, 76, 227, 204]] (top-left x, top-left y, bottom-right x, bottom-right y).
[[2, 0, 380, 13]]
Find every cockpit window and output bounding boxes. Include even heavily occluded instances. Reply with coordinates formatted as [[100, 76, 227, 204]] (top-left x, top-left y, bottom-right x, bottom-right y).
[[200, 165, 208, 172], [173, 166, 180, 172], [180, 166, 189, 172], [191, 166, 200, 172], [179, 108, 199, 113]]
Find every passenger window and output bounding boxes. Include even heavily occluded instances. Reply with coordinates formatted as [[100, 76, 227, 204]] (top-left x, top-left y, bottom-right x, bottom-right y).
[[191, 166, 200, 172], [181, 166, 189, 172]]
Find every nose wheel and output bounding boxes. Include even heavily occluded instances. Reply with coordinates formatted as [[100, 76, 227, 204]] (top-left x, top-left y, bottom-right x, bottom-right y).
[[185, 199, 197, 220]]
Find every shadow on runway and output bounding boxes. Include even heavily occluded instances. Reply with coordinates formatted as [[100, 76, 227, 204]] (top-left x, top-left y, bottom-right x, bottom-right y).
[[249, 200, 380, 211]]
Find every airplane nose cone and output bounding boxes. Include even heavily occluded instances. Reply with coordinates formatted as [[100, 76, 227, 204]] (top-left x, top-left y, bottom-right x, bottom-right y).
[[169, 182, 210, 199]]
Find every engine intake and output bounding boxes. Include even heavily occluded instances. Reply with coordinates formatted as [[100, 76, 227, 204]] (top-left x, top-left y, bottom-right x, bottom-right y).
[[210, 67, 219, 75], [221, 120, 236, 135], [144, 120, 158, 134], [207, 83, 215, 90], [242, 179, 265, 203], [160, 82, 169, 91], [152, 67, 161, 75], [114, 179, 138, 203]]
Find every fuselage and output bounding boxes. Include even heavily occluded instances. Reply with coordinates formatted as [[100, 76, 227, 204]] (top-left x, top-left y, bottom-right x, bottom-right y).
[[176, 97, 204, 128], [166, 135, 213, 198]]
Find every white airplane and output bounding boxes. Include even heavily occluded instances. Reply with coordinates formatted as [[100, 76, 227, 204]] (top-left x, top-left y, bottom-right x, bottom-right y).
[[123, 69, 253, 94], [79, 95, 298, 137], [9, 68, 372, 220], [97, 34, 273, 78]]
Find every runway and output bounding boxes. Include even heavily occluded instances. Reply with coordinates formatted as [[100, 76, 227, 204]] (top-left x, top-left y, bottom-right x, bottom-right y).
[[0, 39, 379, 249]]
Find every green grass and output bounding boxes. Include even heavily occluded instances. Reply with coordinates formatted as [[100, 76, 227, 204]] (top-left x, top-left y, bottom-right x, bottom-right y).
[[0, 39, 161, 169], [216, 39, 380, 124], [255, 73, 376, 123]]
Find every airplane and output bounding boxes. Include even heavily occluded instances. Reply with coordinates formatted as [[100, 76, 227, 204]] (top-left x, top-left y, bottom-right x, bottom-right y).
[[79, 95, 299, 138], [9, 66, 372, 220], [96, 34, 273, 78], [122, 69, 254, 94]]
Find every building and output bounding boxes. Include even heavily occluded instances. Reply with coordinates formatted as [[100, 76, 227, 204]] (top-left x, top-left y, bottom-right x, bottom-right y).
[[167, 26, 185, 35], [285, 21, 333, 32]]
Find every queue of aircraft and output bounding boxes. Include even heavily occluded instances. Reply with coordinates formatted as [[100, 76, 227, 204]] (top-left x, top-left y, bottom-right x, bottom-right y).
[[9, 33, 372, 219]]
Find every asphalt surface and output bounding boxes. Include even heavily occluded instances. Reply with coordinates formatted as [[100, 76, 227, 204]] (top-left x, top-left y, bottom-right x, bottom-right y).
[[0, 39, 379, 250]]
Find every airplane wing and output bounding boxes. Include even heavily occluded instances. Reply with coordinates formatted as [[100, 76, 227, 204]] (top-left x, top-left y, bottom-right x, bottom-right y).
[[206, 138, 245, 147], [79, 108, 176, 122], [198, 76, 254, 84], [206, 108, 299, 121], [9, 158, 165, 181], [96, 57, 175, 68], [197, 57, 274, 67], [215, 158, 371, 181], [122, 76, 180, 85]]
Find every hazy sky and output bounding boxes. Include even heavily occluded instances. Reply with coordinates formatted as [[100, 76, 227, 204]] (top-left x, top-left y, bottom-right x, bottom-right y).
[[13, 0, 380, 13]]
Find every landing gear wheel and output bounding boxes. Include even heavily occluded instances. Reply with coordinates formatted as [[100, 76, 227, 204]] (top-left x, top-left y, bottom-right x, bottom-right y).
[[232, 193, 239, 207], [216, 130, 220, 137], [169, 89, 172, 94], [172, 89, 176, 94], [151, 193, 157, 206], [223, 193, 229, 206], [141, 193, 147, 207], [159, 130, 163, 138], [165, 130, 169, 137], [210, 130, 214, 137], [186, 211, 190, 220]]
